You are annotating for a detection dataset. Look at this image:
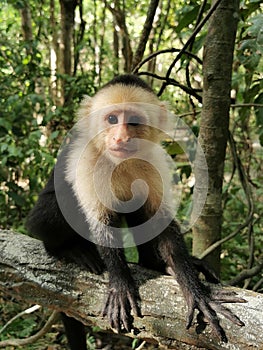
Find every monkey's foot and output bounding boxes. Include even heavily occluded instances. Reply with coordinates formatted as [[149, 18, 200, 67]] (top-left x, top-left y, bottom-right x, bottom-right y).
[[185, 286, 245, 342], [102, 281, 141, 333]]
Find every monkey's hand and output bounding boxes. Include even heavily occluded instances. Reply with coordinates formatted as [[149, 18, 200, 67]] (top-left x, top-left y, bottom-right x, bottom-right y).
[[102, 278, 141, 333], [185, 282, 245, 343]]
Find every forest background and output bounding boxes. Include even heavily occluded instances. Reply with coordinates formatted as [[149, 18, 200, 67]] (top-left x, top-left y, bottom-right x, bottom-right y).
[[0, 0, 262, 348]]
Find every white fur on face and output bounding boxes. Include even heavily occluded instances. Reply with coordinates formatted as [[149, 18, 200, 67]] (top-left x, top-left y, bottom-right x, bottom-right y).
[[65, 84, 173, 226]]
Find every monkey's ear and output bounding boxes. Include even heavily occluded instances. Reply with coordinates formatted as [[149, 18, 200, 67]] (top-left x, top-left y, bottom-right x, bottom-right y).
[[77, 95, 93, 120]]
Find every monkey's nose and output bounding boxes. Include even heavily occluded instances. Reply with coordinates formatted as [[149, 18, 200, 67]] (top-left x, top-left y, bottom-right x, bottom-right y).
[[113, 136, 131, 144]]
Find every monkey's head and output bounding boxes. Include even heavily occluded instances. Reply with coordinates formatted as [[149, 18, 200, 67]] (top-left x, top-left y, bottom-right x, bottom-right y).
[[76, 75, 169, 163]]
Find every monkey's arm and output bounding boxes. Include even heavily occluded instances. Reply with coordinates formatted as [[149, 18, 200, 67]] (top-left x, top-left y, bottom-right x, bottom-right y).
[[98, 243, 141, 333], [157, 221, 245, 343], [26, 170, 104, 274]]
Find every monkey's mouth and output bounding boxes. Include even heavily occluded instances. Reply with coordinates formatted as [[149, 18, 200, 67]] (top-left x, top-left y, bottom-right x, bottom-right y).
[[109, 147, 138, 159]]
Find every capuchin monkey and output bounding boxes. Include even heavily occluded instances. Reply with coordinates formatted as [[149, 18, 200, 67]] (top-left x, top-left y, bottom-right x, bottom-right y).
[[26, 74, 244, 350]]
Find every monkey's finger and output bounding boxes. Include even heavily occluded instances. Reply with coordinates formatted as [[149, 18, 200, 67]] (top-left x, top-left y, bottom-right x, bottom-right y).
[[108, 294, 121, 332], [127, 291, 141, 317], [102, 293, 111, 317], [213, 324, 228, 343], [102, 308, 108, 318], [198, 301, 228, 343], [211, 290, 246, 304], [196, 311, 207, 335], [120, 298, 132, 332], [120, 312, 132, 333], [88, 258, 104, 274], [185, 296, 196, 329], [211, 302, 245, 327], [186, 306, 195, 329], [215, 296, 246, 304], [87, 261, 103, 274]]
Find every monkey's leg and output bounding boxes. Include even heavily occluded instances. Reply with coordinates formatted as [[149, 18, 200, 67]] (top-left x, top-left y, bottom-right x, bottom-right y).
[[155, 220, 245, 343], [60, 313, 87, 350], [98, 245, 141, 333], [26, 170, 104, 348], [136, 241, 166, 272]]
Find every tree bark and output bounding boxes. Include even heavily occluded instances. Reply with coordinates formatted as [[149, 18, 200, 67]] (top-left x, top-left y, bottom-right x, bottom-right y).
[[0, 231, 262, 350], [59, 0, 78, 76], [106, 1, 133, 73], [192, 0, 240, 273], [131, 0, 159, 71], [20, 4, 33, 44]]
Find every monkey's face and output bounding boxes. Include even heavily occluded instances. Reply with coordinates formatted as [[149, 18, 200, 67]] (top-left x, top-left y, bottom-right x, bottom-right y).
[[103, 108, 149, 161], [76, 85, 170, 164]]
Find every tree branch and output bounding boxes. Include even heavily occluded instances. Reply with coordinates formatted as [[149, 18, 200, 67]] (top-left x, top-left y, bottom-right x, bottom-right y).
[[0, 230, 262, 349], [158, 0, 224, 96], [137, 71, 202, 102], [106, 1, 133, 72], [0, 310, 60, 348], [132, 48, 202, 74], [228, 260, 263, 287], [131, 0, 159, 70]]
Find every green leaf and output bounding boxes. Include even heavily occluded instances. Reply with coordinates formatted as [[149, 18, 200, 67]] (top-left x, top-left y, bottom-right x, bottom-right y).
[[0, 118, 12, 131], [244, 14, 263, 39], [176, 5, 202, 33], [166, 141, 185, 156], [22, 55, 31, 65], [245, 83, 261, 102], [132, 339, 139, 349], [8, 191, 26, 206], [0, 142, 8, 152], [51, 130, 59, 140]]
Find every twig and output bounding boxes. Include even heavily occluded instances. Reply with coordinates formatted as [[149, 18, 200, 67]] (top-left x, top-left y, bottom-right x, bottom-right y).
[[199, 131, 255, 260], [198, 215, 253, 260], [228, 131, 254, 222], [0, 305, 41, 335], [243, 220, 255, 289], [253, 276, 263, 292], [133, 48, 202, 73], [158, 0, 224, 96], [228, 259, 263, 286], [230, 103, 263, 108], [0, 310, 60, 348], [185, 0, 208, 92], [137, 71, 202, 101], [132, 0, 159, 70], [135, 340, 147, 350]]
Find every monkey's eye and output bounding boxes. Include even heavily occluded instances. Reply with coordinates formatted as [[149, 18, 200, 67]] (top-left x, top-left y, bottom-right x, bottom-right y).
[[107, 115, 118, 124], [128, 116, 141, 126]]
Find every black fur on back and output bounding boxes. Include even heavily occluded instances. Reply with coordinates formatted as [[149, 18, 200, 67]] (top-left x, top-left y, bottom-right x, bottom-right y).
[[101, 74, 154, 93]]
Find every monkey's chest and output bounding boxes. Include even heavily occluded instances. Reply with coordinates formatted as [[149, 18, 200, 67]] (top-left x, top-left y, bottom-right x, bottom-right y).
[[111, 169, 163, 214]]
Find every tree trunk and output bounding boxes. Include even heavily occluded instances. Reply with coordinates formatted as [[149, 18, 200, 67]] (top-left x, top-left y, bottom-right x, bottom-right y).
[[59, 0, 77, 76], [20, 3, 33, 44], [131, 0, 159, 71], [50, 0, 61, 105], [59, 0, 77, 106], [192, 0, 240, 274], [1, 231, 262, 350], [107, 2, 133, 73]]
